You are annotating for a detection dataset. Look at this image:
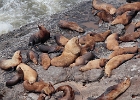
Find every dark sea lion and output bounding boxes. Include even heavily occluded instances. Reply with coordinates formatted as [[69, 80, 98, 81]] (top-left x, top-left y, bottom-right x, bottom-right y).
[[95, 77, 131, 100], [56, 85, 75, 100], [28, 25, 50, 46], [92, 0, 116, 15], [126, 0, 140, 3], [58, 20, 84, 33]]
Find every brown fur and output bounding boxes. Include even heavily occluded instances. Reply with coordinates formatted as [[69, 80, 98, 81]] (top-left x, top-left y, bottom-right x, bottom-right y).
[[27, 50, 38, 65], [92, 0, 116, 15], [79, 58, 108, 72], [111, 11, 136, 25], [0, 50, 22, 70], [28, 25, 50, 46], [16, 63, 37, 84], [23, 80, 55, 96], [109, 46, 138, 59], [37, 93, 46, 100], [135, 21, 140, 30], [119, 31, 140, 42], [51, 37, 81, 67], [69, 52, 95, 67], [54, 34, 69, 46], [58, 20, 84, 33], [56, 85, 75, 100], [6, 67, 24, 86], [39, 53, 51, 70], [97, 10, 114, 23], [116, 2, 140, 15], [95, 77, 131, 100], [106, 33, 120, 51], [105, 54, 134, 77]]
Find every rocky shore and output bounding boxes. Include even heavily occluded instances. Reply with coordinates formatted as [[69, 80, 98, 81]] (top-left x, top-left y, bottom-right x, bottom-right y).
[[0, 0, 140, 100]]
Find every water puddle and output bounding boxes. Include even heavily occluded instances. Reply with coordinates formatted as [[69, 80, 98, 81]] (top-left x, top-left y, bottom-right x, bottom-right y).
[[82, 21, 98, 29]]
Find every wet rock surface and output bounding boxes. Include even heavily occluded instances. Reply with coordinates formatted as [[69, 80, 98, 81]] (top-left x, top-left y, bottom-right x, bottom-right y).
[[0, 0, 140, 100]]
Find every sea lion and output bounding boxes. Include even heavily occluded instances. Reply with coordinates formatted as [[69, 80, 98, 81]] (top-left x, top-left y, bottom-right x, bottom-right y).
[[69, 52, 96, 67], [26, 50, 38, 65], [34, 44, 63, 53], [39, 53, 51, 70], [23, 80, 55, 96], [119, 31, 140, 42], [51, 37, 81, 67], [135, 21, 140, 30], [16, 63, 37, 84], [28, 25, 50, 46], [95, 77, 131, 100], [105, 54, 135, 77], [109, 46, 138, 59], [37, 93, 46, 100], [92, 0, 116, 15], [54, 34, 69, 46], [58, 20, 84, 33], [56, 85, 75, 100], [116, 2, 140, 15], [0, 50, 22, 70], [105, 33, 120, 51], [126, 0, 140, 3], [79, 58, 108, 72], [111, 11, 137, 26], [6, 67, 24, 86]]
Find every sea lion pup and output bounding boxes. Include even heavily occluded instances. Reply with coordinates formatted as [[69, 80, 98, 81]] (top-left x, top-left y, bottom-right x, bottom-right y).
[[6, 67, 24, 86], [28, 25, 50, 46], [34, 44, 63, 53], [58, 20, 84, 33], [0, 50, 22, 70], [16, 63, 37, 84], [119, 31, 140, 42], [69, 52, 96, 67], [51, 37, 81, 67], [79, 58, 108, 72], [56, 85, 75, 100], [26, 50, 38, 65], [39, 53, 51, 70], [111, 11, 137, 26], [92, 0, 116, 15], [23, 80, 55, 96], [95, 77, 131, 100], [37, 93, 46, 100], [105, 54, 134, 77], [109, 46, 138, 59], [54, 34, 69, 46], [105, 33, 120, 51], [116, 2, 140, 16]]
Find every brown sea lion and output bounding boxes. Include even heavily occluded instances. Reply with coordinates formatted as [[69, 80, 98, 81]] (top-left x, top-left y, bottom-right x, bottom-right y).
[[119, 31, 140, 42], [28, 25, 50, 46], [6, 67, 24, 86], [135, 21, 140, 30], [34, 44, 63, 53], [69, 52, 97, 67], [79, 58, 108, 72], [51, 37, 81, 67], [0, 50, 22, 70], [109, 46, 138, 59], [39, 53, 51, 70], [54, 34, 69, 46], [95, 77, 131, 100], [23, 80, 55, 96], [105, 33, 120, 51], [26, 50, 38, 65], [92, 0, 116, 15], [105, 54, 134, 77], [56, 85, 75, 100], [37, 93, 46, 100], [16, 63, 37, 84], [116, 2, 140, 15], [111, 11, 137, 26], [58, 20, 84, 33]]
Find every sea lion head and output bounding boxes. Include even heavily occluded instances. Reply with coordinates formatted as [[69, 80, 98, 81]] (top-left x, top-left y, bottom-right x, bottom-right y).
[[110, 8, 116, 15], [12, 50, 22, 60]]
